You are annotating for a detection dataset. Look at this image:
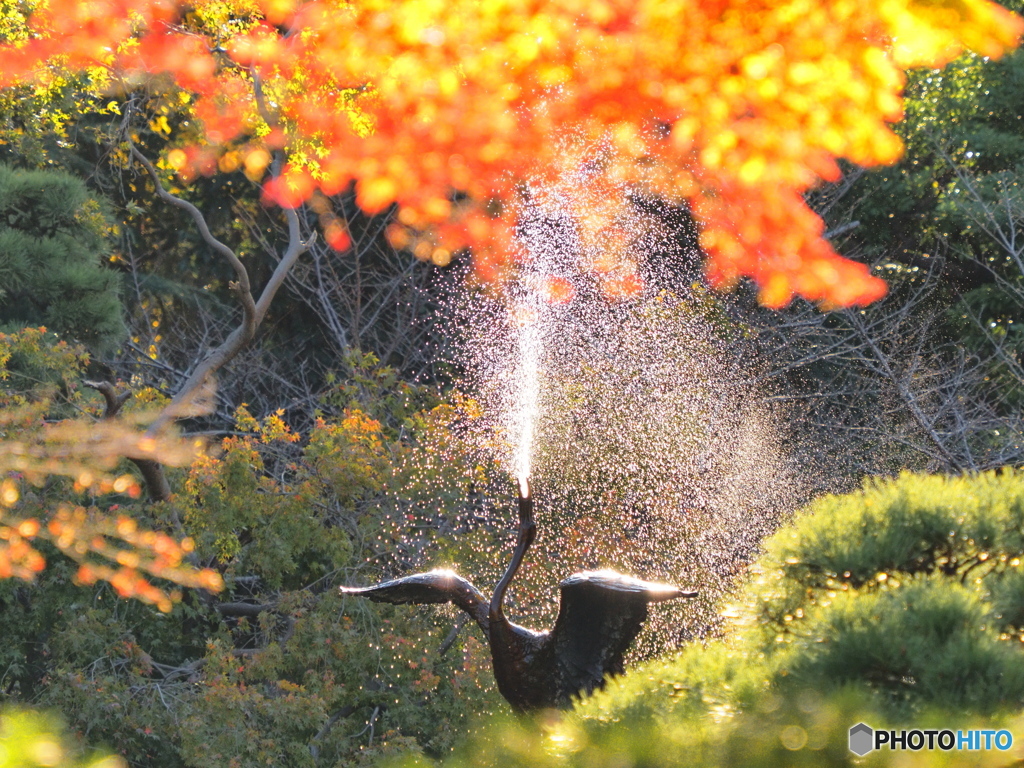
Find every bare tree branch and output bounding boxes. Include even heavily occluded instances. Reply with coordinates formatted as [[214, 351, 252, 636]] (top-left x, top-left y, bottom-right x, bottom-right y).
[[125, 138, 313, 438], [82, 380, 132, 417], [309, 706, 358, 760], [82, 379, 173, 501], [215, 601, 278, 618]]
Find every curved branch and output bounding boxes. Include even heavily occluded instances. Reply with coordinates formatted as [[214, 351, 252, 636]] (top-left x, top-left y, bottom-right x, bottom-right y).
[[256, 204, 311, 327], [82, 379, 172, 502], [82, 380, 132, 418], [128, 141, 254, 302], [247, 70, 317, 328], [127, 139, 311, 436], [127, 140, 256, 431]]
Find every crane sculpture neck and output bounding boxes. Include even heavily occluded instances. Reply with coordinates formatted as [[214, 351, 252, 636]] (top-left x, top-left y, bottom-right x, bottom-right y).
[[489, 477, 536, 621]]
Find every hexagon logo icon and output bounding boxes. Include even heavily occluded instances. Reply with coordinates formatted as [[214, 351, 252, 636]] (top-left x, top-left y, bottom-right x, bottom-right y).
[[849, 722, 874, 756]]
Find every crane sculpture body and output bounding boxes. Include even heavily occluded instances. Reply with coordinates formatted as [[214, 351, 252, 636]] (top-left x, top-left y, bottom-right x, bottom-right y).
[[341, 480, 696, 711]]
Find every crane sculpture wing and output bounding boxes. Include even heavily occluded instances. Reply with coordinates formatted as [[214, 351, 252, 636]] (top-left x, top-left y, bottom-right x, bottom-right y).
[[550, 570, 697, 700], [340, 568, 490, 630]]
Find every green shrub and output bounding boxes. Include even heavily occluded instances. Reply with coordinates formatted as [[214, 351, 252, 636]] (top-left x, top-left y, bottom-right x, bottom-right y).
[[745, 470, 1024, 712], [0, 707, 124, 768]]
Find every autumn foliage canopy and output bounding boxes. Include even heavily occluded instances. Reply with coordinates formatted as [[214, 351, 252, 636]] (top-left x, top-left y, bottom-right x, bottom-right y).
[[1, 0, 1021, 306]]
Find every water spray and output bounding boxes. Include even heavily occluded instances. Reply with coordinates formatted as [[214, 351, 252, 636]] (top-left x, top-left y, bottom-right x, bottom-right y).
[[512, 304, 541, 490], [426, 152, 799, 656]]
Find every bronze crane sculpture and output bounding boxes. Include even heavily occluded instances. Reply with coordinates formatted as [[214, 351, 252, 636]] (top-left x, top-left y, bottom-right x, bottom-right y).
[[340, 480, 696, 711]]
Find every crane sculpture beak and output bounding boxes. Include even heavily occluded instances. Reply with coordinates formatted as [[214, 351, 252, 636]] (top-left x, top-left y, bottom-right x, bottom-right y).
[[517, 475, 533, 524]]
